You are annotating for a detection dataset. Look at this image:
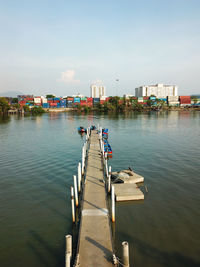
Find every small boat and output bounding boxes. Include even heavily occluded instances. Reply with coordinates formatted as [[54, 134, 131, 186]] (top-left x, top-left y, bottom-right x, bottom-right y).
[[78, 126, 87, 133]]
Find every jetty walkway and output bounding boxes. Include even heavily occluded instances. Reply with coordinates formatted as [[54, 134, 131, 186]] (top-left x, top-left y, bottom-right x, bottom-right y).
[[77, 130, 114, 266]]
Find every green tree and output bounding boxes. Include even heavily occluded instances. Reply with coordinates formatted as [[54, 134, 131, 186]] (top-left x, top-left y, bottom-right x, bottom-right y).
[[12, 103, 20, 109], [31, 106, 45, 114], [46, 94, 55, 99], [12, 98, 18, 104], [0, 97, 10, 113], [23, 105, 30, 112]]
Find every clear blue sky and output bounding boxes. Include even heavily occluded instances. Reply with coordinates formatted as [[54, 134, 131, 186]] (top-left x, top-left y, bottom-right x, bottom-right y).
[[0, 0, 200, 96]]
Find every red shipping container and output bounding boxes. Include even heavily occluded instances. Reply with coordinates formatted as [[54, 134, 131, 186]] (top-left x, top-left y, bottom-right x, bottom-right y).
[[53, 100, 60, 103], [47, 100, 53, 103], [87, 97, 93, 102], [35, 103, 42, 106], [67, 97, 74, 101], [100, 100, 105, 104], [50, 103, 57, 106], [19, 101, 26, 106], [180, 100, 191, 104], [143, 96, 149, 100], [80, 100, 87, 103]]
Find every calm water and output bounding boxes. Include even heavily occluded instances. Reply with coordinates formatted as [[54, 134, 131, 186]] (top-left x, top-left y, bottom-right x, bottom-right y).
[[0, 111, 200, 267]]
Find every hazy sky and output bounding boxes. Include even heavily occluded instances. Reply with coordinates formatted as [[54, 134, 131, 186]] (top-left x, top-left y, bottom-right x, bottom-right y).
[[0, 0, 200, 96]]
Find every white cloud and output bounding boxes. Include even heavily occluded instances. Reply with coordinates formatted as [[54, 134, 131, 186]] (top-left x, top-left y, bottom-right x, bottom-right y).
[[91, 79, 103, 85], [57, 70, 80, 84]]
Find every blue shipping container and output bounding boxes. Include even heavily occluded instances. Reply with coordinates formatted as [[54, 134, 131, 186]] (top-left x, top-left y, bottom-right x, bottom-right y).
[[150, 97, 156, 100], [57, 103, 60, 108], [54, 98, 60, 101], [60, 99, 66, 104], [74, 97, 80, 103], [43, 103, 49, 108], [47, 98, 53, 101], [93, 98, 100, 103]]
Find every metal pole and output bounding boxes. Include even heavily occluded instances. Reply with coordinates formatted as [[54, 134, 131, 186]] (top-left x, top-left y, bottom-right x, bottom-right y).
[[73, 175, 78, 207], [66, 235, 72, 258], [122, 241, 130, 267], [78, 162, 81, 192], [71, 187, 75, 223], [111, 185, 115, 222]]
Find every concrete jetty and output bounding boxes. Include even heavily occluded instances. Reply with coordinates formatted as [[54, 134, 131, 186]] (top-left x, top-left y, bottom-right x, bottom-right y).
[[76, 130, 114, 267]]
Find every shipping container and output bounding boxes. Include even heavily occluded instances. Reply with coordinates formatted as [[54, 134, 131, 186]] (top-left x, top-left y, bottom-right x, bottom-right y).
[[74, 97, 81, 103], [60, 104, 66, 108], [50, 103, 57, 107], [42, 103, 49, 108], [54, 98, 60, 101], [86, 102, 93, 107], [60, 99, 66, 104], [143, 96, 149, 100], [100, 100, 105, 104], [81, 97, 87, 101], [93, 98, 100, 103], [87, 97, 93, 102], [150, 96, 156, 100], [47, 98, 53, 101], [67, 97, 74, 101]]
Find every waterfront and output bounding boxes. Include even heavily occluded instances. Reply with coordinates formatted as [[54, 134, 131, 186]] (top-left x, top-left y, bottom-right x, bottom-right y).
[[0, 111, 200, 267]]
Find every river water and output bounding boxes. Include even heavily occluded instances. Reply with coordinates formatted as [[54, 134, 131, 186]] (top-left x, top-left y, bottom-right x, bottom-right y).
[[0, 111, 199, 267]]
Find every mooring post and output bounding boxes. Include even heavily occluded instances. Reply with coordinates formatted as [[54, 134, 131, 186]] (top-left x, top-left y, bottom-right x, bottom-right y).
[[108, 174, 111, 193], [122, 241, 130, 267], [71, 186, 75, 223], [111, 185, 115, 222], [66, 235, 72, 259], [73, 175, 78, 207], [78, 162, 81, 192]]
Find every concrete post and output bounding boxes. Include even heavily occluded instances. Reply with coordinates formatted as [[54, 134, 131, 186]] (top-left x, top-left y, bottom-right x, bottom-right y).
[[122, 241, 130, 267], [111, 185, 115, 222], [73, 175, 78, 207], [78, 162, 81, 192], [71, 187, 75, 223], [66, 235, 72, 258]]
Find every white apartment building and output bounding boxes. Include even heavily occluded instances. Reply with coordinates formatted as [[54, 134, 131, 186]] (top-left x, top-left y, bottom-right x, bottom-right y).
[[135, 84, 178, 98], [91, 85, 106, 98]]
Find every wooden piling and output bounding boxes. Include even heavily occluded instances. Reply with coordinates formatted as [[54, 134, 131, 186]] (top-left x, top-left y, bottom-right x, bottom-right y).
[[71, 186, 75, 223], [82, 146, 85, 175], [122, 241, 130, 267], [65, 253, 70, 267]]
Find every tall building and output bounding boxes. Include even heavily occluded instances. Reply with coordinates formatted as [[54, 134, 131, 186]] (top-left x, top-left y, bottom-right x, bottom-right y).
[[91, 85, 106, 98], [135, 84, 178, 97]]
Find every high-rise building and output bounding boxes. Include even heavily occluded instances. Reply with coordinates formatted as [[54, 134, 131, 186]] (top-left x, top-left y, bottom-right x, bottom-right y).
[[135, 84, 178, 97], [91, 85, 106, 98]]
